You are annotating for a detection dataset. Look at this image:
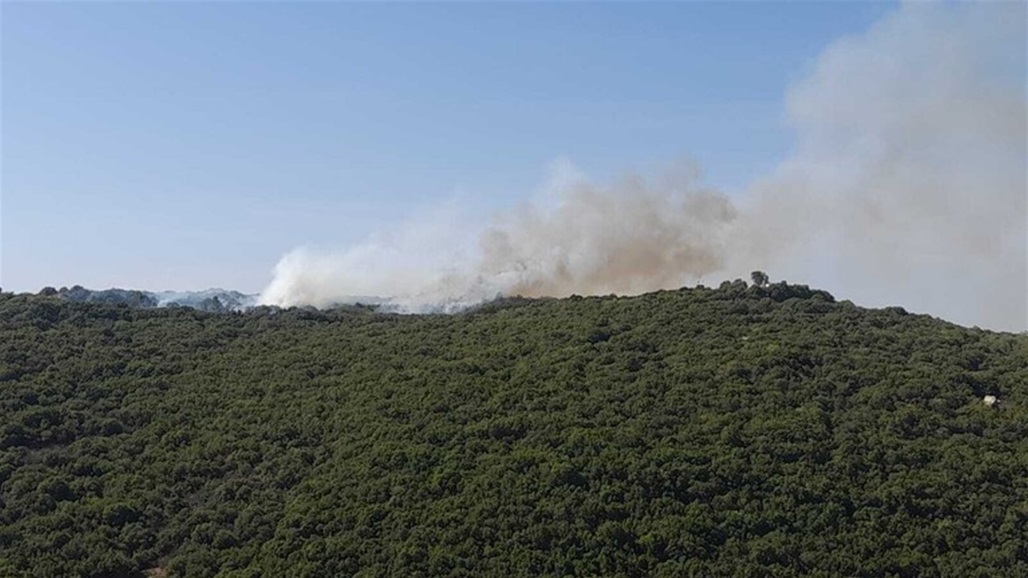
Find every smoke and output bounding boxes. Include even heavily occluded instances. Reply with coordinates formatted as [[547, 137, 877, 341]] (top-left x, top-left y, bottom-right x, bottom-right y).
[[260, 200, 485, 311], [732, 1, 1027, 331], [261, 2, 1027, 330], [475, 164, 736, 299], [260, 163, 737, 312]]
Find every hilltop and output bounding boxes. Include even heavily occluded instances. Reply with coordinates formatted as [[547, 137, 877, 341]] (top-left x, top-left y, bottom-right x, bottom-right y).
[[1, 281, 1026, 577], [35, 286, 259, 313]]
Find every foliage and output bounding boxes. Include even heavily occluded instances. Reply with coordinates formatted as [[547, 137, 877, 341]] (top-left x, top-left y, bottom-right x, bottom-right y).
[[1, 282, 1026, 577], [750, 271, 769, 288]]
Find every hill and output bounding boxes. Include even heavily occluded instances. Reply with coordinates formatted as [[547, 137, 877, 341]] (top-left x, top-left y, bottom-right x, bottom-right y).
[[1, 282, 1026, 577], [41, 286, 258, 313]]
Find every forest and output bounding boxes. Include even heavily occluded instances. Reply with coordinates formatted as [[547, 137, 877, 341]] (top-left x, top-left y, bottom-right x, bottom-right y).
[[1, 280, 1026, 577]]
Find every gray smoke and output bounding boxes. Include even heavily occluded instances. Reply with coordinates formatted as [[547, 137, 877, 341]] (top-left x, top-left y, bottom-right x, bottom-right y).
[[261, 2, 1027, 331], [730, 1, 1027, 331], [475, 167, 736, 298], [260, 164, 736, 311]]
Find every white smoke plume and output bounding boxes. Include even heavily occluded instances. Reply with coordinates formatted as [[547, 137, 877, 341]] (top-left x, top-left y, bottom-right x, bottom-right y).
[[261, 2, 1027, 331], [730, 1, 1027, 331], [260, 164, 736, 312]]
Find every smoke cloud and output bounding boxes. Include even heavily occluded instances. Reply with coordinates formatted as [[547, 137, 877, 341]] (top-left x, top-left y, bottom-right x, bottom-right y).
[[732, 1, 1027, 331], [261, 2, 1027, 331], [260, 164, 737, 312]]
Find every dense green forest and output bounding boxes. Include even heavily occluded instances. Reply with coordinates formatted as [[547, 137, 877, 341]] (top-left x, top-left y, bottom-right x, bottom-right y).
[[1, 281, 1026, 577]]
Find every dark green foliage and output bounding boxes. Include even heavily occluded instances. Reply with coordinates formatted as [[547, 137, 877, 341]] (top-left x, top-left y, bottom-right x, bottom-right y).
[[750, 271, 769, 288], [0, 285, 1026, 577]]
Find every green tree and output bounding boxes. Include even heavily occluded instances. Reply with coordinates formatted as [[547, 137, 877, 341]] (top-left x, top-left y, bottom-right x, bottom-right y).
[[751, 270, 770, 287]]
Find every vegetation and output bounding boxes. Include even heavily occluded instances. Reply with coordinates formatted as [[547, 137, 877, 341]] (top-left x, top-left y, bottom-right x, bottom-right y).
[[1, 281, 1026, 577]]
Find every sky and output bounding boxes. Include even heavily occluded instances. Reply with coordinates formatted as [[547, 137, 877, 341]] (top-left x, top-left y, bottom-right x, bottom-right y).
[[2, 1, 890, 292], [2, 1, 1025, 331]]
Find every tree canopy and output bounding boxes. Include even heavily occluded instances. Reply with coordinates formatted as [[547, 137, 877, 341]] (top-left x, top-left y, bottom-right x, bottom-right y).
[[1, 282, 1026, 577]]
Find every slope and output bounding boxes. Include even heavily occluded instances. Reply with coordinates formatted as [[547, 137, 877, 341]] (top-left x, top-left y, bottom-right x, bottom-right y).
[[0, 282, 1026, 577]]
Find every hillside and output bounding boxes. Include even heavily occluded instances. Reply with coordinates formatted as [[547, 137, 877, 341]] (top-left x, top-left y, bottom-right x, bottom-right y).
[[1, 282, 1026, 577], [41, 286, 258, 313]]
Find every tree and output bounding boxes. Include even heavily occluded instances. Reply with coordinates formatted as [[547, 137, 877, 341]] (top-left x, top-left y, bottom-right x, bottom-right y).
[[750, 271, 769, 288]]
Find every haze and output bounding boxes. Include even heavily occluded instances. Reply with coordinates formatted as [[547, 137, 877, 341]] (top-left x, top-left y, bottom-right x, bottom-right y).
[[2, 2, 1025, 331]]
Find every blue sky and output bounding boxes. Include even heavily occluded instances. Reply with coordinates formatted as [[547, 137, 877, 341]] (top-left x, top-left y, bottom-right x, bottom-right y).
[[3, 1, 894, 292]]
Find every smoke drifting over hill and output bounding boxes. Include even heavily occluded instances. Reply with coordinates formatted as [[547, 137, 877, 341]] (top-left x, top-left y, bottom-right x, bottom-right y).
[[260, 169, 737, 312], [261, 3, 1027, 331]]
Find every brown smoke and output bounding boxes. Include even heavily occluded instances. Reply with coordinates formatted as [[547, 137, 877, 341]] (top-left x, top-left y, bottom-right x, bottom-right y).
[[261, 2, 1027, 331], [476, 171, 736, 298]]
